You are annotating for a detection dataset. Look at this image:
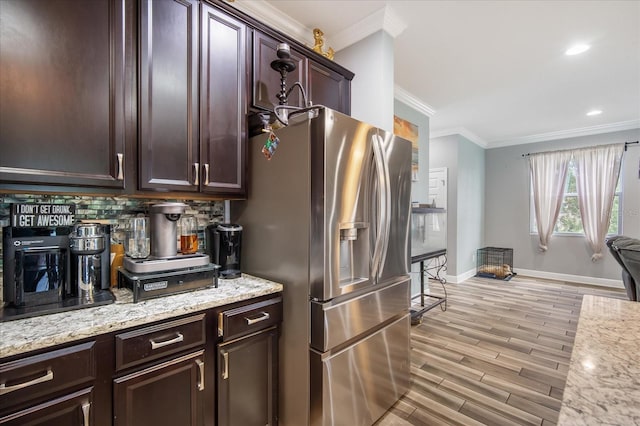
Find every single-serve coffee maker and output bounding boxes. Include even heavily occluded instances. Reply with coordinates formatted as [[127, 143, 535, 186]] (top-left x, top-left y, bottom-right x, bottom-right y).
[[208, 224, 242, 279], [123, 202, 210, 273], [119, 202, 219, 302]]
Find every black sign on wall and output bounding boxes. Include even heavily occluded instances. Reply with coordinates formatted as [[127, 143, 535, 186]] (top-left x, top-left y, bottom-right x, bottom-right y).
[[10, 203, 76, 228]]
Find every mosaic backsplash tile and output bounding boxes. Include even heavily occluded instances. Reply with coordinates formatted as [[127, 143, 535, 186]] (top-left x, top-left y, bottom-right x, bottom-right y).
[[0, 193, 225, 305]]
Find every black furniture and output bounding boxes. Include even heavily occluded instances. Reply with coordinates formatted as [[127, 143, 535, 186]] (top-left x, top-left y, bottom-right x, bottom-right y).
[[606, 235, 640, 301], [410, 249, 448, 325]]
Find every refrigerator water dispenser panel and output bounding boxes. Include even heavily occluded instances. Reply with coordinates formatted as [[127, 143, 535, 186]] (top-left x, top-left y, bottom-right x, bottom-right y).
[[338, 223, 370, 288]]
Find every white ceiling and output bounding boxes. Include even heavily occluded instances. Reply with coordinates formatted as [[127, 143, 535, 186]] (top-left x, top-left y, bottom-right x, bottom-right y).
[[233, 0, 640, 148]]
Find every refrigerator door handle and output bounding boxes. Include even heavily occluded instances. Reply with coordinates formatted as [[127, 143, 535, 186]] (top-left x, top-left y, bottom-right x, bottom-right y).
[[371, 133, 391, 282]]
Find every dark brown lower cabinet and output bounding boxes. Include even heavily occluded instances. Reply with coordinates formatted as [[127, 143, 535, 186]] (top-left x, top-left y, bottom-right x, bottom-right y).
[[0, 387, 93, 426], [113, 350, 206, 426], [217, 327, 279, 426]]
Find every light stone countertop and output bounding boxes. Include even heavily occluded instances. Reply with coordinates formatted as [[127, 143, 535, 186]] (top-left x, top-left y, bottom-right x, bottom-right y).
[[0, 274, 282, 359], [557, 295, 640, 425]]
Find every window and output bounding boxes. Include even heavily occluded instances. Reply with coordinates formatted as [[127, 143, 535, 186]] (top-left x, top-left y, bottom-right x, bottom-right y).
[[531, 160, 622, 235]]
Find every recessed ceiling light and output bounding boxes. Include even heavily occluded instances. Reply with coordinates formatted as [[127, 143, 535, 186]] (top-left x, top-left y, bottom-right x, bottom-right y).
[[565, 44, 591, 56], [586, 110, 602, 116]]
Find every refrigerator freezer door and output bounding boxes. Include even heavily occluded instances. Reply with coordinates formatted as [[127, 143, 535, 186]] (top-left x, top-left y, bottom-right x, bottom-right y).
[[310, 277, 409, 352], [309, 313, 411, 426]]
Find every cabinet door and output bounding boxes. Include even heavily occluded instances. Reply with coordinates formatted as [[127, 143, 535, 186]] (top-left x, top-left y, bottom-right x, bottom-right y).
[[0, 387, 93, 426], [0, 0, 126, 188], [113, 350, 205, 426], [309, 60, 351, 115], [217, 327, 278, 426], [252, 31, 307, 111], [138, 0, 199, 192], [200, 4, 247, 195]]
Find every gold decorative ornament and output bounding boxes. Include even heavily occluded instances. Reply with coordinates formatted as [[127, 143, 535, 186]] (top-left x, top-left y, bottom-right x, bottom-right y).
[[312, 28, 334, 60]]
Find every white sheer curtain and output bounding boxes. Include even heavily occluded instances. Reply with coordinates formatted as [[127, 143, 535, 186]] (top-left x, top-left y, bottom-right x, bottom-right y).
[[573, 143, 625, 262], [529, 151, 572, 252]]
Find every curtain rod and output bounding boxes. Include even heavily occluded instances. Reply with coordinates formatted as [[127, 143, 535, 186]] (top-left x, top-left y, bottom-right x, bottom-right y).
[[521, 140, 639, 157]]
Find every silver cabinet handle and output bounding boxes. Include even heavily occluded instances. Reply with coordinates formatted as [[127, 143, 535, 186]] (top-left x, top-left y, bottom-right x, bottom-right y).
[[203, 163, 210, 186], [150, 332, 184, 350], [196, 359, 205, 391], [0, 368, 53, 395], [82, 402, 91, 426], [193, 162, 199, 186], [116, 153, 124, 180], [245, 312, 270, 325], [222, 351, 229, 380]]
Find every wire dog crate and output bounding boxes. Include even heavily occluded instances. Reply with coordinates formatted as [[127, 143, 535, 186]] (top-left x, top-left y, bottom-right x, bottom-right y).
[[476, 247, 515, 280]]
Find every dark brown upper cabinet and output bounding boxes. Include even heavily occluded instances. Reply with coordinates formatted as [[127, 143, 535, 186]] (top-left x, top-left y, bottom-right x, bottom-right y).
[[251, 30, 352, 116], [200, 3, 248, 196], [252, 31, 308, 111], [138, 0, 200, 193], [308, 60, 351, 116], [0, 0, 127, 188], [138, 0, 247, 196]]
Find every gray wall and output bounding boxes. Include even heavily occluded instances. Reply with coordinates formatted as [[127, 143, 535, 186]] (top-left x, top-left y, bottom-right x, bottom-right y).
[[429, 134, 485, 278], [457, 137, 486, 275], [335, 30, 395, 131], [485, 128, 640, 282]]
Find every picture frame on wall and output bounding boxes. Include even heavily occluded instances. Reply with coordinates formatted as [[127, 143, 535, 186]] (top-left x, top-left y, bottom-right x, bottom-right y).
[[393, 115, 419, 181]]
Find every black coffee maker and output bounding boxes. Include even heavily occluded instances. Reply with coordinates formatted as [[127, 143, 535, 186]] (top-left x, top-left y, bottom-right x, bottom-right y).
[[207, 224, 242, 279]]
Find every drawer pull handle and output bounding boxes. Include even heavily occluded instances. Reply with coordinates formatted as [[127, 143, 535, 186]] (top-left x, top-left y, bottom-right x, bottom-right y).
[[196, 359, 205, 391], [0, 368, 54, 395], [222, 352, 229, 380], [150, 332, 184, 350], [245, 312, 270, 325], [82, 401, 91, 426]]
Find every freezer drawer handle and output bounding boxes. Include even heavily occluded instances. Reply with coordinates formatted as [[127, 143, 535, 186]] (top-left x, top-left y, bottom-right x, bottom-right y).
[[0, 368, 54, 395], [150, 332, 184, 350], [245, 312, 270, 325]]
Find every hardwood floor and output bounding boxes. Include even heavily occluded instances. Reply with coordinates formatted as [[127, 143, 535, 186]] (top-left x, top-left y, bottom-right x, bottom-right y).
[[376, 275, 627, 426]]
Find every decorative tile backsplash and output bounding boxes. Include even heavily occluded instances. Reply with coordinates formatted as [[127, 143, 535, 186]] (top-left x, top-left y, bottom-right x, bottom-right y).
[[0, 193, 225, 305]]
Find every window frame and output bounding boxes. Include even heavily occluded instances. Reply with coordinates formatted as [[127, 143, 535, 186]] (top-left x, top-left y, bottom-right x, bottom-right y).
[[529, 159, 623, 236]]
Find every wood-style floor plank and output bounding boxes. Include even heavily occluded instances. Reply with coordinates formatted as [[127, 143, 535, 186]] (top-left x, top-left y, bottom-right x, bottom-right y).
[[375, 275, 626, 425]]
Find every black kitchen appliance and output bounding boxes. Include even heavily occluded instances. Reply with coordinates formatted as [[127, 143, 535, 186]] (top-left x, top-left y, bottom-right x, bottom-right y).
[[207, 224, 242, 279], [2, 224, 113, 321]]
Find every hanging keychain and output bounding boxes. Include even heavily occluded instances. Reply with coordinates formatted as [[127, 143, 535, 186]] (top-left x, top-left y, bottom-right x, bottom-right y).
[[262, 131, 280, 160]]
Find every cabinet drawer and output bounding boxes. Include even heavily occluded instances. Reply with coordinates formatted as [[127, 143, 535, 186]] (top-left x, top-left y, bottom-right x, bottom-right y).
[[115, 314, 205, 371], [218, 297, 282, 341], [0, 341, 95, 412]]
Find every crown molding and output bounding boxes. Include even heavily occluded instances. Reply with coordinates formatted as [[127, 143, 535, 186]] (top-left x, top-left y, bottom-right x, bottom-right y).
[[232, 0, 314, 45], [430, 127, 489, 148], [233, 1, 408, 53], [394, 85, 436, 118], [331, 5, 407, 51], [488, 119, 640, 148]]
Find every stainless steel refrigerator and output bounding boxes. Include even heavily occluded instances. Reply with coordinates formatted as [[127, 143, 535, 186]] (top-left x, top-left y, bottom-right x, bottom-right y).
[[233, 107, 412, 426]]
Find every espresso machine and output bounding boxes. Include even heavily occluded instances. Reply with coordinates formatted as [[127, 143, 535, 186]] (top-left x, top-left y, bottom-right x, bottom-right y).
[[69, 223, 113, 304], [119, 202, 219, 302]]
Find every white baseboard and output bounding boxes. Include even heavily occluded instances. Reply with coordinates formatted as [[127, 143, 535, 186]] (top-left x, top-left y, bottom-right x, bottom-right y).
[[446, 268, 477, 284], [513, 268, 624, 289]]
